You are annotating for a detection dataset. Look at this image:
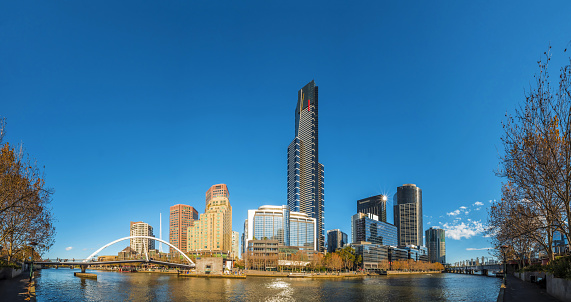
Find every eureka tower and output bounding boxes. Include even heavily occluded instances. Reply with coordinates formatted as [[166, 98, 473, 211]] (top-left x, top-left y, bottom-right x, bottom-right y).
[[287, 80, 325, 252]]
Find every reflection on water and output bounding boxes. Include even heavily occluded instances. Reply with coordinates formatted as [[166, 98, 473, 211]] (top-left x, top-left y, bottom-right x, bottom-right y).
[[36, 269, 501, 301]]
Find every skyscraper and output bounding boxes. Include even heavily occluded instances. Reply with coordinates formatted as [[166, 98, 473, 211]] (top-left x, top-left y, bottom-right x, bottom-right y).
[[169, 204, 198, 253], [425, 227, 446, 264], [187, 184, 233, 253], [287, 80, 325, 252], [130, 221, 155, 254], [351, 213, 397, 246], [393, 184, 423, 247], [357, 194, 388, 223], [327, 229, 348, 253]]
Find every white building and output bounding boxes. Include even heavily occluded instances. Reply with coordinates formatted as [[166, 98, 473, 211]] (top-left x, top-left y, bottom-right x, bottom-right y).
[[130, 221, 155, 254], [231, 231, 240, 259]]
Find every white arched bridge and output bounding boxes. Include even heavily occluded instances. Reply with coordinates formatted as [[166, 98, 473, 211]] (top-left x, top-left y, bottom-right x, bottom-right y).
[[36, 236, 195, 273]]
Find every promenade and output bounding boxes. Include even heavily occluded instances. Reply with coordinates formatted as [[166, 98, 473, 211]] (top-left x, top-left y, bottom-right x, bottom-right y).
[[504, 274, 560, 302], [0, 272, 34, 301]]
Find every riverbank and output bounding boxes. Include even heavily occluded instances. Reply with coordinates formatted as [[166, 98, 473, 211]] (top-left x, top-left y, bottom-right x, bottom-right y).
[[386, 271, 443, 275]]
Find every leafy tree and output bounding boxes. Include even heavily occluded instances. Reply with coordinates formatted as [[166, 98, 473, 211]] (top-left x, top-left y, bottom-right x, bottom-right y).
[[338, 246, 355, 270], [0, 118, 55, 262]]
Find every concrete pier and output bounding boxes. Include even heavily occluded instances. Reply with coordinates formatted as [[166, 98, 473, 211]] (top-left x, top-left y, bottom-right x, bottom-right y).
[[74, 272, 97, 279]]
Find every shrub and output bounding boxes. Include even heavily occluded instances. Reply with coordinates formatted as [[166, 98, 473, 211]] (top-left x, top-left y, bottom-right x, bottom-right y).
[[548, 256, 571, 279], [523, 264, 545, 272], [0, 259, 22, 269]]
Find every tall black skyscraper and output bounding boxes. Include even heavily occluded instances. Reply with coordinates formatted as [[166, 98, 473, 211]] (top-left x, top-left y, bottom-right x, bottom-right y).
[[393, 184, 423, 247], [357, 194, 388, 223], [287, 80, 325, 252]]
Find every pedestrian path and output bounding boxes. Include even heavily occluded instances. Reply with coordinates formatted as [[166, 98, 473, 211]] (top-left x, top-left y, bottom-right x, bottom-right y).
[[0, 272, 33, 301], [504, 274, 560, 302]]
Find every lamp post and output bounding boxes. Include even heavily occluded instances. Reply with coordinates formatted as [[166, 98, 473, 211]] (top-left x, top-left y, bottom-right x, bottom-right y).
[[500, 245, 508, 280], [29, 241, 38, 281]]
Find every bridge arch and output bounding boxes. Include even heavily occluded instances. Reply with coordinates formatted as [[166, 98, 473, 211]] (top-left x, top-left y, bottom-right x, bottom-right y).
[[84, 236, 194, 265]]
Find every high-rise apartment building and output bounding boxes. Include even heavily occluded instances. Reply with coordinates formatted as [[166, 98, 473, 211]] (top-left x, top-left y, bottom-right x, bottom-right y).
[[187, 184, 233, 253], [326, 229, 348, 253], [243, 205, 316, 250], [287, 80, 325, 252], [169, 204, 198, 253], [351, 213, 397, 246], [130, 221, 155, 254], [357, 194, 388, 223], [426, 227, 446, 264], [393, 184, 423, 247], [231, 231, 240, 259]]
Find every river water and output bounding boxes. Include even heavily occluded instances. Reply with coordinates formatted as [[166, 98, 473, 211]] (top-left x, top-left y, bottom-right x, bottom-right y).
[[36, 269, 501, 301]]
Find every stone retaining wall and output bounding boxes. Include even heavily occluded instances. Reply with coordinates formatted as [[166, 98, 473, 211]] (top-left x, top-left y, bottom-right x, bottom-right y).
[[547, 274, 571, 301], [0, 267, 23, 280]]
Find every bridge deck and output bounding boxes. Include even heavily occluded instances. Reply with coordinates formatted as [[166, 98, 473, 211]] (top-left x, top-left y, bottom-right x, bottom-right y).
[[37, 259, 194, 269]]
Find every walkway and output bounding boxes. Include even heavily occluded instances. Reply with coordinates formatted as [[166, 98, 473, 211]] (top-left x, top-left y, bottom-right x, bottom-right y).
[[504, 274, 560, 302], [0, 272, 33, 301]]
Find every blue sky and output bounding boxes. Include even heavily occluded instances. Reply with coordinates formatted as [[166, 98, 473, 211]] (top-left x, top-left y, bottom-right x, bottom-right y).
[[1, 1, 570, 264]]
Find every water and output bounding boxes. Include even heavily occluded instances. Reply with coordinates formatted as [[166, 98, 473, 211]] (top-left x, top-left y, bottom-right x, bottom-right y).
[[36, 269, 501, 301]]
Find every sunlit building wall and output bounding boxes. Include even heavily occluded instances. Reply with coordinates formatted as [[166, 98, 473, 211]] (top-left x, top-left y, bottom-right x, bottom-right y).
[[169, 204, 198, 253], [130, 221, 155, 254], [187, 184, 233, 253]]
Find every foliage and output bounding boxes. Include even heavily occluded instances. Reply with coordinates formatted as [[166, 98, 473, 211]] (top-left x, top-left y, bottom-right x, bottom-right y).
[[0, 117, 56, 261], [548, 256, 571, 279], [521, 263, 546, 273], [0, 259, 22, 269], [337, 246, 356, 270], [490, 46, 571, 265]]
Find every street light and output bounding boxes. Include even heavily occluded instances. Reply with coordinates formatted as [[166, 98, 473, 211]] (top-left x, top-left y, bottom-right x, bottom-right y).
[[29, 241, 38, 281], [500, 245, 509, 280]]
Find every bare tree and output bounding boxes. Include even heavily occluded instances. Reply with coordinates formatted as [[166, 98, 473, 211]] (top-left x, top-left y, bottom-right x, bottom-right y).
[[493, 47, 571, 263]]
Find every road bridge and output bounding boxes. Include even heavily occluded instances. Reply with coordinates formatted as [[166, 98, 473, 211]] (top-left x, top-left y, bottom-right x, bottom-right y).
[[447, 257, 502, 276]]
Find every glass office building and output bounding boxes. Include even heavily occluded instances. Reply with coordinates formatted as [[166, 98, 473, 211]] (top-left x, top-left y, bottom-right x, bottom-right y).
[[327, 229, 348, 253], [393, 184, 423, 247], [353, 243, 390, 269], [357, 194, 388, 223], [244, 205, 316, 250], [351, 212, 397, 246], [287, 80, 325, 252], [426, 227, 446, 264]]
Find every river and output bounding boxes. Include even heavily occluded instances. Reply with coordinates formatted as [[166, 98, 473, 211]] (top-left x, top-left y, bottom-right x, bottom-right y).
[[35, 269, 501, 301]]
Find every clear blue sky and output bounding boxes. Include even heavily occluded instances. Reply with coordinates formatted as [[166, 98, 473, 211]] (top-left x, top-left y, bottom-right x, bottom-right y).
[[1, 1, 570, 264]]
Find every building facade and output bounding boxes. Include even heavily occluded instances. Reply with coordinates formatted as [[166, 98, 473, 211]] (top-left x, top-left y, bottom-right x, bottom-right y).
[[327, 229, 348, 253], [231, 231, 240, 259], [351, 212, 397, 247], [287, 80, 325, 252], [187, 184, 233, 253], [169, 204, 199, 253], [426, 227, 446, 264], [393, 184, 423, 247], [130, 221, 155, 254], [244, 205, 316, 250], [357, 194, 388, 223]]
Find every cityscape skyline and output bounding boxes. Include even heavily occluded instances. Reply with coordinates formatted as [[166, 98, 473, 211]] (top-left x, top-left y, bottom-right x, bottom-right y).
[[2, 0, 570, 264]]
